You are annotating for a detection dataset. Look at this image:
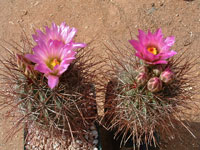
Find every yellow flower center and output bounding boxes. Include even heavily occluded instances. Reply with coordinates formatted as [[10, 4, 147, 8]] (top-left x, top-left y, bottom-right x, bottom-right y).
[[147, 47, 158, 55], [48, 58, 60, 70]]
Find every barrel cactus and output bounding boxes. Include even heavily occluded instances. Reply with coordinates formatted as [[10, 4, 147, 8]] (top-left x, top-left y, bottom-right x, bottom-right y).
[[103, 29, 199, 149], [0, 23, 100, 149]]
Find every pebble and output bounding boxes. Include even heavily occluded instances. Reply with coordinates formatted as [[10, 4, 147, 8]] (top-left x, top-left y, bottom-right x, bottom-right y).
[[34, 1, 40, 6], [84, 134, 89, 140], [75, 140, 82, 144], [9, 21, 14, 25], [53, 142, 59, 149], [21, 10, 28, 16], [91, 130, 98, 138], [93, 139, 98, 145], [90, 125, 96, 130]]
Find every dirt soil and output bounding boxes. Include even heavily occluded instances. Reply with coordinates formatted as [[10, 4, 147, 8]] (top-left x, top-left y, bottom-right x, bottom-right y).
[[0, 0, 200, 150]]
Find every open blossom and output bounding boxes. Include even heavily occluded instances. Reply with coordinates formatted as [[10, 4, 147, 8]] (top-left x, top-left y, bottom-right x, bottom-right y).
[[32, 22, 86, 50], [25, 23, 86, 89], [129, 29, 177, 64], [26, 40, 76, 89]]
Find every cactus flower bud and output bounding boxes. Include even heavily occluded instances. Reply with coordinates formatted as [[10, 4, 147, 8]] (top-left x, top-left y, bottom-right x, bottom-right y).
[[147, 77, 162, 92], [160, 69, 174, 84], [152, 65, 163, 76], [16, 54, 36, 78], [136, 72, 148, 86], [136, 66, 148, 74]]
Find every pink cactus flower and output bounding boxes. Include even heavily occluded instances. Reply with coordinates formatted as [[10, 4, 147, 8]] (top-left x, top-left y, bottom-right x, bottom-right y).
[[129, 29, 177, 64], [26, 40, 77, 89], [33, 22, 86, 50]]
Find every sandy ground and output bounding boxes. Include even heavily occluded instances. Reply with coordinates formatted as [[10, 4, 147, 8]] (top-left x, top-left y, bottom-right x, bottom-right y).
[[0, 0, 200, 150]]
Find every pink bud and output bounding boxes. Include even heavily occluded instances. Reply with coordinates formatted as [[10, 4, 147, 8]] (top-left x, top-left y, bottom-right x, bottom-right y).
[[147, 77, 162, 93], [136, 72, 148, 86], [160, 70, 174, 84]]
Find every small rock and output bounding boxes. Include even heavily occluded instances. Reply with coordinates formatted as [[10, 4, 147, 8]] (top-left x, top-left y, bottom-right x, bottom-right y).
[[91, 130, 98, 137], [9, 21, 14, 25], [34, 1, 39, 6], [49, 14, 54, 17], [84, 135, 89, 140], [93, 139, 98, 145], [90, 126, 96, 130], [148, 7, 156, 14], [76, 140, 82, 144], [21, 10, 28, 16]]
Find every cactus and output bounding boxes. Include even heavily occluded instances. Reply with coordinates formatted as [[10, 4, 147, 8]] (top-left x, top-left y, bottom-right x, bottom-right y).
[[0, 33, 101, 149], [102, 38, 200, 149]]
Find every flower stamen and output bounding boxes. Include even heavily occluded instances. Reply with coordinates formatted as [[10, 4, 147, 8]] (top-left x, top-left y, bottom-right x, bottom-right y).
[[48, 58, 60, 70], [147, 47, 158, 55]]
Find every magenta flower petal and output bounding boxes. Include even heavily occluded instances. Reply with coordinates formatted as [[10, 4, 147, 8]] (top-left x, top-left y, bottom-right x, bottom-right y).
[[58, 64, 70, 75], [32, 22, 85, 49], [129, 40, 143, 52], [32, 46, 48, 61], [164, 36, 175, 47], [129, 29, 177, 64], [35, 64, 52, 74], [62, 28, 77, 44], [158, 50, 177, 60], [66, 42, 86, 50], [47, 75, 59, 89], [151, 60, 168, 65], [138, 30, 147, 44], [60, 57, 75, 65], [47, 40, 65, 58], [32, 34, 38, 42], [63, 49, 77, 57], [154, 28, 163, 39], [25, 54, 40, 64]]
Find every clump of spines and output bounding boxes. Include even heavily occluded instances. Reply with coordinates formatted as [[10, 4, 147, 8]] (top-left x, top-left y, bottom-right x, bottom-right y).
[[0, 33, 101, 148], [102, 38, 200, 149]]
